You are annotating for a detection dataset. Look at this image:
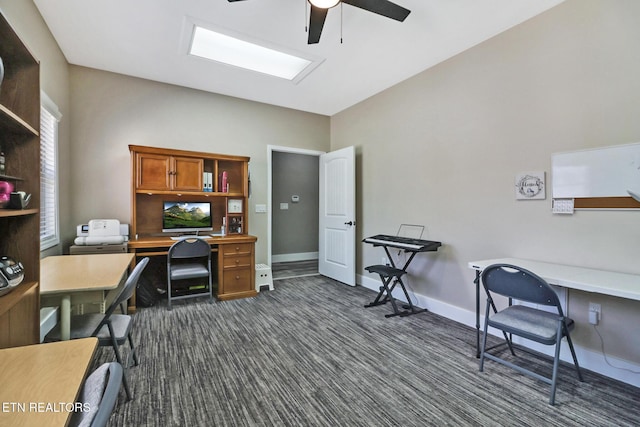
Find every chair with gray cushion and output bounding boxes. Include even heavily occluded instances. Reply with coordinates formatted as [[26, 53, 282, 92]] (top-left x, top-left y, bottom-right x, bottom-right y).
[[46, 257, 149, 401], [167, 238, 213, 310], [69, 362, 123, 427], [479, 263, 583, 405]]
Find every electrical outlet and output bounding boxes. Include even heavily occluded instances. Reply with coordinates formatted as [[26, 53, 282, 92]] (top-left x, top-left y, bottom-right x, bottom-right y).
[[589, 303, 601, 325]]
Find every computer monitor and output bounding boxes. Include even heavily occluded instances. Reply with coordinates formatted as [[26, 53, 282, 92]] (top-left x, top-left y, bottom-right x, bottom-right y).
[[162, 201, 212, 233]]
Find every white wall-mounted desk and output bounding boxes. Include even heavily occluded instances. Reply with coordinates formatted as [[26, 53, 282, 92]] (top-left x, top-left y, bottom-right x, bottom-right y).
[[468, 258, 640, 356]]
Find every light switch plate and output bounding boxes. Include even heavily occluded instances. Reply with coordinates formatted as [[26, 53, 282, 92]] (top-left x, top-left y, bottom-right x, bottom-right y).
[[280, 203, 289, 210], [255, 204, 267, 213]]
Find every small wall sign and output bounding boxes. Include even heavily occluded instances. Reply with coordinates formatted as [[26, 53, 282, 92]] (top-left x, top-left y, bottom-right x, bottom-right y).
[[515, 171, 546, 200]]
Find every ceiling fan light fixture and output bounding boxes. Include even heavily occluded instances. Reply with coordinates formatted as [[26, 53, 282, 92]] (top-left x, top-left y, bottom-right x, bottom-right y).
[[308, 0, 340, 9]]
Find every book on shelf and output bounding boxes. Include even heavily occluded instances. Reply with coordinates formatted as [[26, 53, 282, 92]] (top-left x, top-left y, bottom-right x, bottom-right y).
[[220, 171, 228, 192]]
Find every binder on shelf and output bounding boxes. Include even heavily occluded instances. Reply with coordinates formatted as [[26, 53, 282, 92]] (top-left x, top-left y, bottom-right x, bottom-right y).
[[203, 172, 212, 192]]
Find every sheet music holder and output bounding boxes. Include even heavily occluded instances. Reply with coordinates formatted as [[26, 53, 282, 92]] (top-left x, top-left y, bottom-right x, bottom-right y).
[[396, 224, 424, 239]]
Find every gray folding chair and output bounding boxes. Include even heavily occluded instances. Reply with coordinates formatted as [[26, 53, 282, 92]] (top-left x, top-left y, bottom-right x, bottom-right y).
[[69, 362, 123, 427], [167, 238, 213, 310], [46, 257, 149, 401], [479, 263, 583, 405]]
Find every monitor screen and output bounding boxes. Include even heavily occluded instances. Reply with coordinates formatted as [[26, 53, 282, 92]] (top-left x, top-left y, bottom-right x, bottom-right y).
[[162, 201, 212, 233]]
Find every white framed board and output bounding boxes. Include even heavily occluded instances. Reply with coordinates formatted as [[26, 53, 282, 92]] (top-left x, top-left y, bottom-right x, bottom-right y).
[[551, 142, 640, 209]]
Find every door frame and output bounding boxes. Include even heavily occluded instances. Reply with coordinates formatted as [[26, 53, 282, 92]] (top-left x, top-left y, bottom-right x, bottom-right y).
[[267, 145, 326, 267]]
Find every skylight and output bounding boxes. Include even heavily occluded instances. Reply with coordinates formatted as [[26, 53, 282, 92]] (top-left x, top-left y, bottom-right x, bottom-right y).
[[189, 26, 312, 81]]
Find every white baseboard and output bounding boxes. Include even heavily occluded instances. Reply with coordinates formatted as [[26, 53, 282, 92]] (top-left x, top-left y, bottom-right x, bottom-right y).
[[358, 274, 640, 388], [272, 252, 318, 263]]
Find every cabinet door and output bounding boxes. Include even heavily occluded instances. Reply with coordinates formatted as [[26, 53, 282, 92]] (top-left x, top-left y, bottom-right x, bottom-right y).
[[172, 157, 203, 191], [0, 283, 39, 348], [136, 153, 171, 190], [222, 269, 252, 294], [8, 284, 39, 347]]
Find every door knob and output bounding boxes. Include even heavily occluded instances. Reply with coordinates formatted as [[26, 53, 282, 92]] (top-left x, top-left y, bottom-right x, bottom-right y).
[[344, 221, 354, 226]]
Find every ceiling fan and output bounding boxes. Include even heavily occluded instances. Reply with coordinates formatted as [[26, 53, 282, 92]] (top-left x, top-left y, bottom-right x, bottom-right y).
[[227, 0, 411, 44]]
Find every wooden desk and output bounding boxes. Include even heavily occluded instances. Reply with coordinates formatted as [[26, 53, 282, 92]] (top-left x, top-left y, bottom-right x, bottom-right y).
[[129, 234, 257, 302], [468, 257, 640, 356], [0, 338, 98, 427], [40, 253, 135, 340]]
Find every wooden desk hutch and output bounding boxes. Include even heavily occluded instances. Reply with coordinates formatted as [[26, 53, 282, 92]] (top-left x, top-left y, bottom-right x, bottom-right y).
[[128, 145, 257, 304]]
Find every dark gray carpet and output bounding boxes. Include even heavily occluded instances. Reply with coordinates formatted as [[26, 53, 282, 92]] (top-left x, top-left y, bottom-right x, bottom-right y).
[[95, 275, 640, 426], [272, 260, 319, 280]]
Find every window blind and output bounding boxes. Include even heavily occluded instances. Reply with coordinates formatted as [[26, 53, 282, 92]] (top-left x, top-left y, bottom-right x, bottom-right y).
[[40, 94, 60, 250]]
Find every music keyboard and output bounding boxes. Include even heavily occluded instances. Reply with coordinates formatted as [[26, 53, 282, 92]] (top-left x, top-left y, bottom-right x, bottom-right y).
[[363, 235, 441, 252]]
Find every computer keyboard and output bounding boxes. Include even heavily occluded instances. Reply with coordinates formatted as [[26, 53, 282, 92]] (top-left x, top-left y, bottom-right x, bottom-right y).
[[169, 235, 209, 241]]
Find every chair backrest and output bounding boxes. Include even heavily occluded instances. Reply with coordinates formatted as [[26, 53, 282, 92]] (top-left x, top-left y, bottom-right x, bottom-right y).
[[69, 362, 123, 427], [481, 263, 563, 313], [96, 257, 149, 334], [167, 238, 211, 260]]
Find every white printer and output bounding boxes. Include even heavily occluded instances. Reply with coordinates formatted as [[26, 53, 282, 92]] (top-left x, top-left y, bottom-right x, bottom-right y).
[[74, 219, 129, 246]]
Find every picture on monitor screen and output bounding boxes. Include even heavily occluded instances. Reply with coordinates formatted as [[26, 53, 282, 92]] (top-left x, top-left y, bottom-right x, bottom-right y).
[[162, 201, 212, 233]]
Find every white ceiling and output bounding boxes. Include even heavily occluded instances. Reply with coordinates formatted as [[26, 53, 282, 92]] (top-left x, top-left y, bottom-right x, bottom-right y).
[[34, 0, 564, 116]]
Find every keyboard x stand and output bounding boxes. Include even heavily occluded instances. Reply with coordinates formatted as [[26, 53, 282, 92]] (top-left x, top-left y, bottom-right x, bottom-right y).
[[363, 235, 442, 318]]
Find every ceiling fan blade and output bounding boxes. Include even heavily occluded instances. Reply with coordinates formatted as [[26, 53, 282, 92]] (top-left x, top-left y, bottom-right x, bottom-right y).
[[342, 0, 410, 22], [308, 5, 329, 44]]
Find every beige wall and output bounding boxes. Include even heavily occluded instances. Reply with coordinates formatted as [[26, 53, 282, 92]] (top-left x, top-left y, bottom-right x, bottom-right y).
[[68, 66, 330, 262], [332, 0, 640, 374], [0, 0, 72, 257]]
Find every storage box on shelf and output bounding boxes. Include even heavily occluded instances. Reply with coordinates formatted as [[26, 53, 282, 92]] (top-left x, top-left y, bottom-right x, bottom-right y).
[[0, 11, 41, 348]]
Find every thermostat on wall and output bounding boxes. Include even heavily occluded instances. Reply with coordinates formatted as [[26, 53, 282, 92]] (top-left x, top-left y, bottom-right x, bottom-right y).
[[291, 195, 300, 203]]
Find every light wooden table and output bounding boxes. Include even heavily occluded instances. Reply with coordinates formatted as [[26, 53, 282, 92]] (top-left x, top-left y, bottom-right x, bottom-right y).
[[0, 338, 98, 427], [40, 253, 134, 340]]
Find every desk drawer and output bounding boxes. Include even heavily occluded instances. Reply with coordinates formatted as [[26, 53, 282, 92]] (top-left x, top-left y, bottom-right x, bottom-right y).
[[223, 269, 252, 293], [223, 255, 252, 269], [222, 243, 252, 256]]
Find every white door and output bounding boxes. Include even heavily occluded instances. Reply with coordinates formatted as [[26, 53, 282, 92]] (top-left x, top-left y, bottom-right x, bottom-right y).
[[318, 146, 356, 286]]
